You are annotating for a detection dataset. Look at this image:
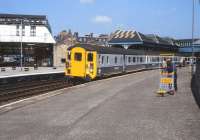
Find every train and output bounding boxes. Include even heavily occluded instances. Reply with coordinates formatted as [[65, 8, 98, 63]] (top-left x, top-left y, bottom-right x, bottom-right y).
[[65, 44, 183, 81]]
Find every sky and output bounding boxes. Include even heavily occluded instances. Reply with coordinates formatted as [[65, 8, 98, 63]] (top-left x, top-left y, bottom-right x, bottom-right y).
[[1, 0, 200, 39]]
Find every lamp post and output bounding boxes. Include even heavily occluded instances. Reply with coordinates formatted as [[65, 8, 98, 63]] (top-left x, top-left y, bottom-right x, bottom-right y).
[[20, 19, 23, 71], [191, 0, 195, 75]]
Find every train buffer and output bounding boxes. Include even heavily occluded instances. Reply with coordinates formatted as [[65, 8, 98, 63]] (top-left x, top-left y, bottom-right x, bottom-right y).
[[0, 68, 199, 140]]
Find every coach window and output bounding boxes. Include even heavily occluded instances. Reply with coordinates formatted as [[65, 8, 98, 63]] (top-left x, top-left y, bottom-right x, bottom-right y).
[[133, 57, 136, 63], [74, 53, 82, 61], [128, 57, 131, 63], [140, 57, 143, 62], [107, 56, 109, 64], [87, 53, 93, 62], [115, 56, 118, 64], [102, 56, 104, 64]]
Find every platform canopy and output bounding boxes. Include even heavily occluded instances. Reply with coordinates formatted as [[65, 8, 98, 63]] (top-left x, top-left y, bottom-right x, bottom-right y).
[[108, 30, 178, 51], [179, 39, 200, 53]]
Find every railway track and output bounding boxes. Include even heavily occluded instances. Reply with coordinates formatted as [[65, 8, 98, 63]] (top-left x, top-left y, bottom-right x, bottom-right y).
[[0, 79, 74, 105]]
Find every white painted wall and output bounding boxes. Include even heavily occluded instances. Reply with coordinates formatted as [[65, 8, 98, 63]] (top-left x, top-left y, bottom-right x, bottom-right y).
[[0, 25, 55, 43]]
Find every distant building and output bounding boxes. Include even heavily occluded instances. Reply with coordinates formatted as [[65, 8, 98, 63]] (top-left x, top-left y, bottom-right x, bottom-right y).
[[175, 39, 199, 47], [54, 30, 110, 67], [54, 30, 77, 67], [76, 33, 109, 46], [0, 13, 55, 67]]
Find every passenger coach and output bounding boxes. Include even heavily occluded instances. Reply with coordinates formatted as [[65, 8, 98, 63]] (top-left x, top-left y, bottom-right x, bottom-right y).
[[65, 44, 163, 81]]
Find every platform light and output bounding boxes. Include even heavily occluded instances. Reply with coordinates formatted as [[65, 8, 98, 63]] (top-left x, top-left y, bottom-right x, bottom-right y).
[[20, 19, 23, 71]]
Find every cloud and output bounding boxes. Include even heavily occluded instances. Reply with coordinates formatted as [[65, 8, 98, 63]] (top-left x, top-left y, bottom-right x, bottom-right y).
[[80, 0, 95, 4], [92, 16, 112, 24]]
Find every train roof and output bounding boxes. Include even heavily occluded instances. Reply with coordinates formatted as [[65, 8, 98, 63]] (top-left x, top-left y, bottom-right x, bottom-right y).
[[68, 44, 141, 55]]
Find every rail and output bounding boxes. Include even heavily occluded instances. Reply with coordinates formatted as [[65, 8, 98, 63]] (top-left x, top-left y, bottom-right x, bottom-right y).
[[0, 79, 71, 104]]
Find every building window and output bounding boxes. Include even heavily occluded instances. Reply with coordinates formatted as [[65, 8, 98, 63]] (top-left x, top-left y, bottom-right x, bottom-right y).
[[61, 58, 66, 63], [30, 26, 36, 36], [67, 52, 71, 60], [16, 25, 20, 36], [22, 25, 25, 36]]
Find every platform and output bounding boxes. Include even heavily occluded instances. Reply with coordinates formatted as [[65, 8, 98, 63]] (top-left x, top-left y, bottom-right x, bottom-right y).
[[0, 68, 199, 140], [0, 67, 64, 79]]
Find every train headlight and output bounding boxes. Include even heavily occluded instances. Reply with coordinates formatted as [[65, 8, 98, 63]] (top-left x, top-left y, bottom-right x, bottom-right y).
[[66, 62, 69, 68]]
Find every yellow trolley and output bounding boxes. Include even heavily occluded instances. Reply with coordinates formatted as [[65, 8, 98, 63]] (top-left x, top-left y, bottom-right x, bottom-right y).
[[157, 54, 176, 96], [157, 71, 175, 96]]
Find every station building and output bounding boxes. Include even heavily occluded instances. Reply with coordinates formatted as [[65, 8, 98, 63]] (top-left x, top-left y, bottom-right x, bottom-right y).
[[0, 14, 55, 67]]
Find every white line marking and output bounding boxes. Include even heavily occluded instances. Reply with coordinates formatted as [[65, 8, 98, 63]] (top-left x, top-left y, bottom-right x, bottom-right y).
[[0, 71, 64, 79]]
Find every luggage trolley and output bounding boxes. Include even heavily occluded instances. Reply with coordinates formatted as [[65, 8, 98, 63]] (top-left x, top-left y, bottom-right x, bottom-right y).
[[157, 54, 175, 96]]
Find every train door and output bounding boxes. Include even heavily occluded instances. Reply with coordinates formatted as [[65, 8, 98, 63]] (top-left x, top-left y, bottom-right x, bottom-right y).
[[70, 48, 86, 78], [86, 51, 97, 80]]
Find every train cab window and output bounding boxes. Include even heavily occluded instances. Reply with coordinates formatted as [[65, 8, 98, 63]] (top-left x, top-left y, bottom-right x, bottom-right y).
[[115, 56, 118, 64], [74, 53, 82, 61], [87, 53, 93, 62]]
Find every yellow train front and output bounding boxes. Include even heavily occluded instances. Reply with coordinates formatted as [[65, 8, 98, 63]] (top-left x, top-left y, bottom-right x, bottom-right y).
[[65, 44, 98, 81]]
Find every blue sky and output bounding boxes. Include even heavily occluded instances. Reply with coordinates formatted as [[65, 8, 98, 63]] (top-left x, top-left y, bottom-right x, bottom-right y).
[[1, 0, 200, 39]]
